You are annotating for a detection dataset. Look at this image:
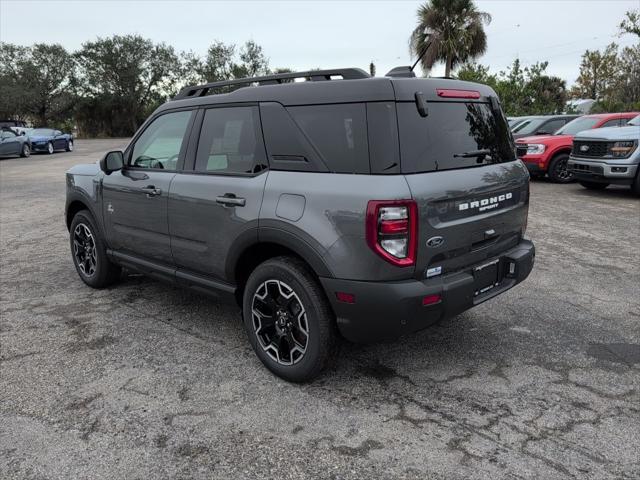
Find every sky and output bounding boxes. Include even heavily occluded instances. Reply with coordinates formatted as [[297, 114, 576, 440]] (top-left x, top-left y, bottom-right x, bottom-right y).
[[0, 0, 638, 85]]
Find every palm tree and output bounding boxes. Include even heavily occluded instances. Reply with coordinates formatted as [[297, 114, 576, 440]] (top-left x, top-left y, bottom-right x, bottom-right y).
[[410, 0, 491, 78]]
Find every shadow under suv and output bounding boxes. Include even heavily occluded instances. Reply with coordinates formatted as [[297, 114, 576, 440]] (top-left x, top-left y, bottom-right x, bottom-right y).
[[65, 67, 535, 382]]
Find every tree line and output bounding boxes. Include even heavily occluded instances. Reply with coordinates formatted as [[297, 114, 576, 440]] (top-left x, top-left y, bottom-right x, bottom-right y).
[[1, 5, 638, 137], [0, 36, 277, 137], [411, 3, 639, 115]]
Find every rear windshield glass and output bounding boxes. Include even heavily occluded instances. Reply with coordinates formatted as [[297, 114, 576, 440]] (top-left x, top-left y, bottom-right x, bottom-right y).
[[397, 101, 515, 173]]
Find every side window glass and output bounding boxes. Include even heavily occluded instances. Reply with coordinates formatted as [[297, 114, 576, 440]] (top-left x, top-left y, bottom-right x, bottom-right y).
[[195, 106, 267, 174], [542, 119, 564, 133], [130, 111, 192, 170], [601, 119, 620, 128], [287, 103, 369, 174]]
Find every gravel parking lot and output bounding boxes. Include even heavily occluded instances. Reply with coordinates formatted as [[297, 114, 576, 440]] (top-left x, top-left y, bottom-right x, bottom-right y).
[[1, 139, 639, 480]]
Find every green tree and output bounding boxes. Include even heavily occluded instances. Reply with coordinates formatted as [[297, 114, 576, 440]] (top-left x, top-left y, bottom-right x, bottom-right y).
[[571, 43, 620, 101], [525, 62, 567, 115], [198, 41, 237, 82], [23, 44, 76, 125], [180, 40, 271, 88], [0, 42, 74, 125], [236, 40, 269, 77], [0, 43, 30, 119], [76, 34, 181, 134], [619, 9, 640, 38], [457, 59, 566, 115], [410, 0, 491, 77], [456, 62, 496, 87]]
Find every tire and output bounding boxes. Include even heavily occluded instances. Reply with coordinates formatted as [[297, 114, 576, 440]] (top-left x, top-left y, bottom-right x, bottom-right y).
[[242, 256, 338, 382], [66, 139, 74, 152], [579, 181, 609, 190], [69, 210, 121, 288], [548, 153, 573, 183], [46, 142, 54, 154], [20, 143, 30, 158], [632, 169, 640, 196]]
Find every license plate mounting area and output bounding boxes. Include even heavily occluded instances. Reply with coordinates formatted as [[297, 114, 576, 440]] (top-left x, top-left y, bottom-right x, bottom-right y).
[[473, 259, 501, 296]]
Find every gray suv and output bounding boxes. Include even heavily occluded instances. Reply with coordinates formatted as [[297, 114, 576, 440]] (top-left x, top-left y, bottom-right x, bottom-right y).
[[65, 68, 535, 381]]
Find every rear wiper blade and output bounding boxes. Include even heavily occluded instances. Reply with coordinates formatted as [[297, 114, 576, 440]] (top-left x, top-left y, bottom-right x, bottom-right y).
[[453, 148, 491, 158], [453, 149, 491, 158]]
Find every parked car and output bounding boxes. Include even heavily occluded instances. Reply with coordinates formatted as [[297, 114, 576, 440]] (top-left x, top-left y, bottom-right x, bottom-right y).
[[0, 128, 31, 158], [568, 115, 640, 194], [0, 119, 28, 136], [65, 67, 535, 382], [27, 128, 74, 154], [515, 112, 639, 183], [507, 116, 532, 130], [511, 115, 581, 140]]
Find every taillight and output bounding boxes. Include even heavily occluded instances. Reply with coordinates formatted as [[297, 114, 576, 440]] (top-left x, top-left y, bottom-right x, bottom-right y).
[[366, 200, 418, 267]]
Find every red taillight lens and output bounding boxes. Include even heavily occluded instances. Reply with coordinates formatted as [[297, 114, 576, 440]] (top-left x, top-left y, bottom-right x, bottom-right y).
[[436, 88, 481, 99], [335, 292, 356, 304], [366, 200, 418, 267], [379, 218, 408, 234], [422, 294, 441, 306]]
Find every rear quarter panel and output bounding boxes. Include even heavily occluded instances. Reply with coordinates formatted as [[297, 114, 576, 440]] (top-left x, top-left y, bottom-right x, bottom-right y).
[[260, 171, 414, 281]]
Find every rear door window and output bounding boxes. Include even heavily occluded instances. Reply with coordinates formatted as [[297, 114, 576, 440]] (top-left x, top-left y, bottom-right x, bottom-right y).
[[397, 101, 515, 173], [195, 106, 267, 174], [287, 103, 369, 174]]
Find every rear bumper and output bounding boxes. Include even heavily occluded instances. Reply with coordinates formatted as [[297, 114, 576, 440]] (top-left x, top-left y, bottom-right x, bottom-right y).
[[568, 157, 638, 185], [320, 239, 535, 343]]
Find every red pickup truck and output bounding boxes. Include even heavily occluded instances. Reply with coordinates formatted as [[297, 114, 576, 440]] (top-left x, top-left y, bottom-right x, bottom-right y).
[[516, 112, 639, 182]]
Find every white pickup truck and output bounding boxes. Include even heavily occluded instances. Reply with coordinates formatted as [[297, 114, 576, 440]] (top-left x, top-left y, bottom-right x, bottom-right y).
[[568, 115, 640, 195]]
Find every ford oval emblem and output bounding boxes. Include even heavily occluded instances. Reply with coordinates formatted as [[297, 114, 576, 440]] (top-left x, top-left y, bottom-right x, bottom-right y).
[[427, 236, 444, 248], [580, 144, 590, 152]]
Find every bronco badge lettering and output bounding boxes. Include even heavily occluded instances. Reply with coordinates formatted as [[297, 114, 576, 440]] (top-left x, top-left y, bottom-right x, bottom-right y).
[[458, 192, 513, 212]]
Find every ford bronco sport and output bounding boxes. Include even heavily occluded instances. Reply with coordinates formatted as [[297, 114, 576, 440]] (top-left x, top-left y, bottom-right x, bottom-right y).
[[65, 68, 535, 382]]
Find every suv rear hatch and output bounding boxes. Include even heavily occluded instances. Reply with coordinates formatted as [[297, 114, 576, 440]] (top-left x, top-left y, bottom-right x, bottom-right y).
[[392, 79, 529, 281]]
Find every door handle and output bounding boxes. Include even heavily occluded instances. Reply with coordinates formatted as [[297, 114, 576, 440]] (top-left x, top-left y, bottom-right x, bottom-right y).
[[141, 185, 162, 197], [216, 193, 246, 207]]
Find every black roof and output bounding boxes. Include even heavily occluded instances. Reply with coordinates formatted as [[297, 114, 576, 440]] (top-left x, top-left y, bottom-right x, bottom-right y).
[[159, 67, 498, 114]]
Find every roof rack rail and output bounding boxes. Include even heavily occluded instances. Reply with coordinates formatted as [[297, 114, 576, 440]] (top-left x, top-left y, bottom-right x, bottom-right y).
[[173, 68, 370, 100]]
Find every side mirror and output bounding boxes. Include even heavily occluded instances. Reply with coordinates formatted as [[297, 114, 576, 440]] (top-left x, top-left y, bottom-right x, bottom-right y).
[[100, 150, 124, 174]]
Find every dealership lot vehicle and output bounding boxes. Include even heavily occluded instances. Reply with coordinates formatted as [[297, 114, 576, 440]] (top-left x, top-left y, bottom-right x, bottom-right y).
[[2, 140, 639, 480], [0, 129, 31, 157], [507, 115, 532, 129], [27, 128, 74, 154], [65, 69, 534, 382], [569, 114, 640, 194], [516, 112, 639, 183], [0, 119, 28, 136], [511, 114, 580, 140]]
